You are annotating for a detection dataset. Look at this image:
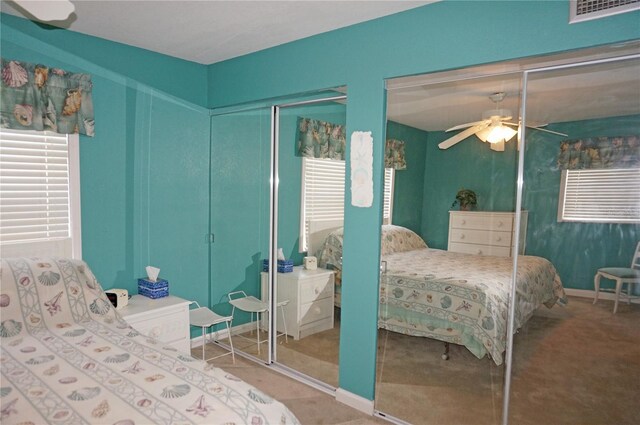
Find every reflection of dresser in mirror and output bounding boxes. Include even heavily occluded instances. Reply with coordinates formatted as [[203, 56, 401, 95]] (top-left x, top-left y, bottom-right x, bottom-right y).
[[448, 211, 528, 257], [260, 266, 334, 340]]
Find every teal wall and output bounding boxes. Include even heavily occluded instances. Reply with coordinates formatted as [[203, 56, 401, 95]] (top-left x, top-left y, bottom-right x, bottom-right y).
[[523, 116, 640, 290], [386, 121, 428, 238], [422, 131, 519, 249], [2, 0, 639, 404], [1, 14, 211, 314], [207, 0, 640, 400]]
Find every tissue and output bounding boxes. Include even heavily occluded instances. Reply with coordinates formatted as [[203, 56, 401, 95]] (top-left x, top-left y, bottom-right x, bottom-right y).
[[277, 248, 285, 261], [146, 266, 160, 282]]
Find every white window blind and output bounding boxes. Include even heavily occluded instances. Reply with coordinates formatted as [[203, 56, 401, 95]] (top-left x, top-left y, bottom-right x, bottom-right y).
[[300, 157, 345, 251], [0, 129, 79, 257], [383, 168, 395, 225], [300, 157, 395, 251], [558, 168, 640, 223]]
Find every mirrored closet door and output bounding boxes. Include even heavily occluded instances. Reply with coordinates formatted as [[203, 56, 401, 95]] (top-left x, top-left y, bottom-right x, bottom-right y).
[[209, 106, 274, 362], [375, 73, 524, 424], [508, 53, 640, 425], [272, 93, 347, 388]]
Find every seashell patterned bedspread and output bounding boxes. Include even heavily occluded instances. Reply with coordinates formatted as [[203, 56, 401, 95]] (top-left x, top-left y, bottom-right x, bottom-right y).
[[0, 257, 299, 425], [379, 248, 567, 365]]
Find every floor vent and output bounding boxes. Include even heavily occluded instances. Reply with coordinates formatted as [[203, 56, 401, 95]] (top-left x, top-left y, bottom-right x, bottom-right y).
[[570, 0, 640, 22]]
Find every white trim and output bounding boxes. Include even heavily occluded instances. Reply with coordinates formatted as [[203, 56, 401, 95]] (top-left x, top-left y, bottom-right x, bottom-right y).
[[335, 388, 375, 415], [68, 133, 82, 259], [564, 288, 640, 304]]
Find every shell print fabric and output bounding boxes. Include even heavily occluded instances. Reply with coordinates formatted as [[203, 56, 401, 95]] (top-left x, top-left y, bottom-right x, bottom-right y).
[[0, 58, 95, 136], [0, 257, 300, 424]]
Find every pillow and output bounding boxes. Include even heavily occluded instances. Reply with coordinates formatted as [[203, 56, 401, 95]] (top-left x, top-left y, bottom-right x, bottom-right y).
[[380, 225, 427, 255]]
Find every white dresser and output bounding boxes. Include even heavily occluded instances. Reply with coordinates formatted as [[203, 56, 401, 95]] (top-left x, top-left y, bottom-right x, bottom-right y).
[[447, 211, 528, 257], [261, 266, 334, 340], [119, 295, 191, 353]]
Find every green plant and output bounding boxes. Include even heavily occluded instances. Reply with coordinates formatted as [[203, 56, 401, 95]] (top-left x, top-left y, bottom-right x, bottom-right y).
[[451, 188, 477, 211]]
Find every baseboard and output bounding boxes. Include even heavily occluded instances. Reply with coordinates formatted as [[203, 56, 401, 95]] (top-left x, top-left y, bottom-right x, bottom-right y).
[[190, 322, 255, 347], [564, 288, 640, 304], [335, 388, 374, 415]]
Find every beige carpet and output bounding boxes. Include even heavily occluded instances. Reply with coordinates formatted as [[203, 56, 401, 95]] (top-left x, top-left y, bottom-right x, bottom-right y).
[[198, 296, 640, 424]]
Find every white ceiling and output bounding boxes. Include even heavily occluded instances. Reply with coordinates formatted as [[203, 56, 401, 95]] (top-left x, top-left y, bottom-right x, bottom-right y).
[[386, 42, 640, 132], [0, 0, 432, 64]]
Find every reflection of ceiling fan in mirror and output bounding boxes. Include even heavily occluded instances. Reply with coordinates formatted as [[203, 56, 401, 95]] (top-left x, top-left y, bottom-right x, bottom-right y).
[[438, 92, 567, 152], [8, 0, 75, 22]]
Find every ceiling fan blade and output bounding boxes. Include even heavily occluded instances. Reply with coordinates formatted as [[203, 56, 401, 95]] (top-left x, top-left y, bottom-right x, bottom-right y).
[[446, 119, 488, 132], [10, 0, 75, 21], [503, 122, 568, 137], [438, 123, 489, 150], [525, 126, 568, 137]]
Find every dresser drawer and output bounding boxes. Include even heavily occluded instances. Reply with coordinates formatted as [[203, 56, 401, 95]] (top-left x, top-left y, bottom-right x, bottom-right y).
[[449, 228, 512, 247], [450, 213, 514, 232], [449, 242, 511, 257], [299, 297, 334, 326], [299, 274, 333, 304]]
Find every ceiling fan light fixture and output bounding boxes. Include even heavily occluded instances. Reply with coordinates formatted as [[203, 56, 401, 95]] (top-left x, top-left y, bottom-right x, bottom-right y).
[[479, 124, 517, 144]]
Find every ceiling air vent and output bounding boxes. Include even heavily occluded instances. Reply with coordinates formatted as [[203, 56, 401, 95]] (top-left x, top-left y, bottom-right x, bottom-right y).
[[570, 0, 640, 22]]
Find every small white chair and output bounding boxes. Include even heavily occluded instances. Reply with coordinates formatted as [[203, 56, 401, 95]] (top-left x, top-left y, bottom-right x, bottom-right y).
[[593, 242, 640, 314], [189, 302, 234, 363], [227, 290, 289, 353]]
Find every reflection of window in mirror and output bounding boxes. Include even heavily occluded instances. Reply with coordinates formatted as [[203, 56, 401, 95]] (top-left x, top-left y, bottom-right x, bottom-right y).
[[558, 168, 640, 223], [299, 157, 394, 252]]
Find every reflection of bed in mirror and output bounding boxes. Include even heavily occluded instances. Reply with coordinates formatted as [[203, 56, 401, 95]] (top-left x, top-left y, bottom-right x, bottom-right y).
[[0, 257, 298, 424], [315, 224, 567, 365]]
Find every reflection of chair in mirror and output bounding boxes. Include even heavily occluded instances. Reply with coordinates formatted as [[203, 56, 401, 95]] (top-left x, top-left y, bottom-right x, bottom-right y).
[[188, 301, 235, 363], [593, 242, 640, 313], [228, 290, 289, 353]]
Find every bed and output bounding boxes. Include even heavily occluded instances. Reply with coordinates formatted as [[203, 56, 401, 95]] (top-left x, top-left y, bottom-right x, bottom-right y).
[[315, 225, 567, 365], [0, 257, 299, 424]]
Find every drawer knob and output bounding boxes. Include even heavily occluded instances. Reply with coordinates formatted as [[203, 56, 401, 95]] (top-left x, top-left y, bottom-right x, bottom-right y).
[[477, 249, 483, 255], [461, 220, 466, 225], [459, 234, 465, 239], [314, 287, 320, 295], [313, 306, 321, 314], [498, 221, 504, 227], [496, 236, 502, 242], [150, 327, 161, 338]]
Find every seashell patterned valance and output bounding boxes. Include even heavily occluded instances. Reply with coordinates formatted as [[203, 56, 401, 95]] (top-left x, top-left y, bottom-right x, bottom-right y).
[[296, 117, 346, 160], [557, 135, 640, 170], [0, 58, 95, 137], [385, 139, 406, 170]]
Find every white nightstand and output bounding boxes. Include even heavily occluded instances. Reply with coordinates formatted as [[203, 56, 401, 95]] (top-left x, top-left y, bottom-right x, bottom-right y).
[[261, 266, 334, 340], [119, 295, 191, 353]]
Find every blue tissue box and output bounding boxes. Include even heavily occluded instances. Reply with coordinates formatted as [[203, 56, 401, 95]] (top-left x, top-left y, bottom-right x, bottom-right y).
[[262, 259, 294, 273], [138, 278, 169, 299]]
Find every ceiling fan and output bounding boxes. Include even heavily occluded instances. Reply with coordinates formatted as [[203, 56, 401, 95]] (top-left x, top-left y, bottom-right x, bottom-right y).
[[8, 0, 75, 22], [438, 92, 567, 152]]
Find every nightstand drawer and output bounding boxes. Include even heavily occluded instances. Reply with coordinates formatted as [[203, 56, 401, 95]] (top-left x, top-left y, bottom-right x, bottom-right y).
[[299, 275, 333, 304], [449, 228, 512, 247], [299, 297, 333, 326], [128, 309, 187, 343]]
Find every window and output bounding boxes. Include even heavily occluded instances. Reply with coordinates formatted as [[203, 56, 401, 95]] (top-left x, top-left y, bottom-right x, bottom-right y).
[[0, 129, 82, 258], [300, 157, 394, 251], [558, 168, 640, 223]]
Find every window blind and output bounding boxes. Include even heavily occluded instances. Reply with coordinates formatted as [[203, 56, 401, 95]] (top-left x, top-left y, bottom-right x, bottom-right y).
[[383, 168, 394, 225], [0, 129, 71, 243], [300, 157, 395, 251], [559, 168, 640, 223]]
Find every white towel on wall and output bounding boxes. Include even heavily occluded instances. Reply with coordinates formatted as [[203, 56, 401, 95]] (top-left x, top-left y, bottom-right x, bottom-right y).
[[350, 131, 373, 208]]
